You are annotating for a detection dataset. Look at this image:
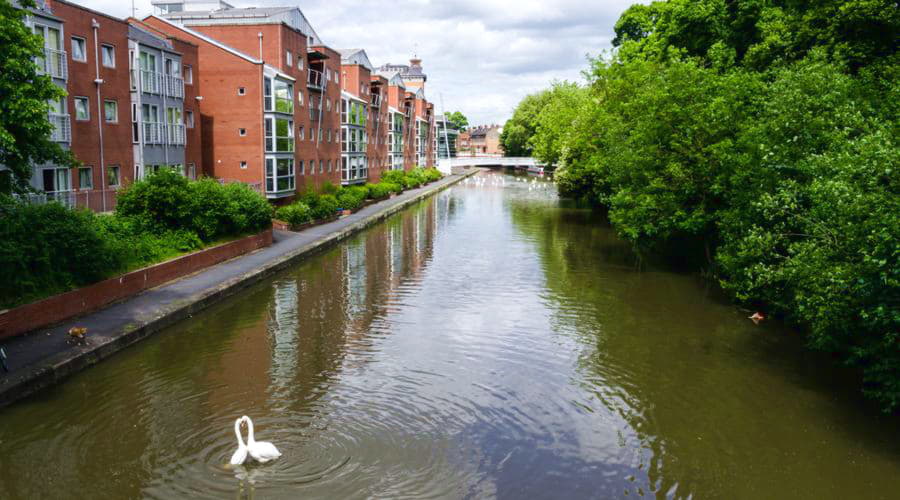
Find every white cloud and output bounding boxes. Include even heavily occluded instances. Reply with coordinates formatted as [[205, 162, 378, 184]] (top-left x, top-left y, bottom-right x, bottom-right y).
[[75, 0, 636, 125]]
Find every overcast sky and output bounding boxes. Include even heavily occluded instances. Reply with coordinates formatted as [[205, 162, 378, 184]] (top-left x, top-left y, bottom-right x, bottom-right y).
[[78, 0, 637, 126]]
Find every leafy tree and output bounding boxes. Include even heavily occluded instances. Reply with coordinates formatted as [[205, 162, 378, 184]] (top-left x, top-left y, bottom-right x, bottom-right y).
[[499, 90, 554, 157], [0, 0, 74, 192], [446, 111, 469, 130]]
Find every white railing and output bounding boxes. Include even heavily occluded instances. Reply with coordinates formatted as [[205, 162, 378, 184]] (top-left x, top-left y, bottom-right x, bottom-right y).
[[167, 123, 185, 145], [36, 48, 67, 80], [371, 94, 382, 108], [165, 75, 184, 98], [140, 70, 162, 94], [143, 121, 164, 144], [307, 69, 324, 90], [16, 189, 119, 212], [48, 112, 71, 143]]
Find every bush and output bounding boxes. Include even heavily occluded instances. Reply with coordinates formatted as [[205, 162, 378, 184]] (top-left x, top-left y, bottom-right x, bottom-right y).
[[380, 170, 406, 188], [366, 183, 392, 199], [275, 202, 313, 227], [310, 193, 339, 220], [337, 186, 368, 211], [117, 171, 271, 242], [0, 200, 124, 308]]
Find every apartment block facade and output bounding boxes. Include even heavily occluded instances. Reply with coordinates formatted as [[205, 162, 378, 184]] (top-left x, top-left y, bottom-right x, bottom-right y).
[[15, 0, 442, 210]]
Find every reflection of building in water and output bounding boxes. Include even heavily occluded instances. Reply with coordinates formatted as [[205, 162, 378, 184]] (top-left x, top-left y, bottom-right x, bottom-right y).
[[267, 279, 300, 404], [343, 237, 368, 318]]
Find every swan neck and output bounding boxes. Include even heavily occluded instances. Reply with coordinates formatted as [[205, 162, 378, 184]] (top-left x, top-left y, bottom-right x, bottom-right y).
[[245, 417, 256, 444], [234, 419, 245, 447]]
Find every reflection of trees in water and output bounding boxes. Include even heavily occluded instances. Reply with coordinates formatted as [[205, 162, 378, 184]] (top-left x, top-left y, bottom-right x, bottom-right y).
[[508, 200, 900, 498]]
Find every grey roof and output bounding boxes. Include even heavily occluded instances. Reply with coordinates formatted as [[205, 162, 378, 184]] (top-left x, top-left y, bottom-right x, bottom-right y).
[[337, 48, 374, 70], [161, 5, 325, 46], [129, 24, 175, 52]]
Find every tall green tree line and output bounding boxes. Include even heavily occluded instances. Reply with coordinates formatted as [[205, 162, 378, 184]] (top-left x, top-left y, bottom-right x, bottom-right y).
[[501, 0, 899, 411]]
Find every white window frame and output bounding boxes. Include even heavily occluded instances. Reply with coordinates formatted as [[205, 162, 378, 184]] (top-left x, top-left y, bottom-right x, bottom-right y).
[[74, 96, 89, 121], [285, 50, 292, 67], [71, 36, 86, 62], [104, 99, 118, 123], [184, 65, 193, 84], [78, 166, 93, 190], [101, 44, 115, 68]]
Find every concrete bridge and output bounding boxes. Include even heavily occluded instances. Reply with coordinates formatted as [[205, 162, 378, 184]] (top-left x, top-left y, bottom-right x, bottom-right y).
[[437, 156, 545, 174]]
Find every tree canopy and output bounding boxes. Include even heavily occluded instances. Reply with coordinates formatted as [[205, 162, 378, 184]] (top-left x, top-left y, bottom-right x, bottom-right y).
[[508, 0, 900, 411], [0, 0, 74, 193], [446, 111, 469, 130]]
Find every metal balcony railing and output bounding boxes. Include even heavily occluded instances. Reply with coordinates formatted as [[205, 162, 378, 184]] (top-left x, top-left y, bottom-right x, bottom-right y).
[[142, 122, 164, 144], [48, 112, 71, 143], [165, 75, 184, 98], [307, 69, 324, 91], [36, 48, 67, 80], [167, 123, 185, 145], [371, 94, 382, 108], [140, 70, 162, 94]]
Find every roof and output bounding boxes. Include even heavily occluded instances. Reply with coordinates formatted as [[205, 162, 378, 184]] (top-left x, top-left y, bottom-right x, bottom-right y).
[[337, 48, 374, 71], [160, 5, 325, 46], [144, 15, 262, 64], [128, 24, 176, 53]]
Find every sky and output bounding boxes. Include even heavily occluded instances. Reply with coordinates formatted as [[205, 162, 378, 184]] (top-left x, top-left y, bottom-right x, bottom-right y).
[[76, 0, 638, 126]]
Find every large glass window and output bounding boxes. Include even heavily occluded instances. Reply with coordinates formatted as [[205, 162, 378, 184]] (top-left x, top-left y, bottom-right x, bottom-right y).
[[275, 80, 293, 113], [265, 117, 294, 152], [74, 96, 89, 120], [265, 157, 295, 193]]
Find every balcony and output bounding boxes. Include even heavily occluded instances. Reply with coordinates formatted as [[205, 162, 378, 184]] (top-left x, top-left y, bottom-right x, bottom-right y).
[[307, 69, 324, 91], [48, 113, 71, 143], [371, 94, 382, 108], [167, 123, 185, 145], [140, 70, 163, 94], [36, 48, 67, 80], [142, 122, 164, 144], [165, 75, 184, 99]]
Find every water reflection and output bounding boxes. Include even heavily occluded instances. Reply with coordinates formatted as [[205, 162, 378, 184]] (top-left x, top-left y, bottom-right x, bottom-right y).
[[0, 171, 898, 500]]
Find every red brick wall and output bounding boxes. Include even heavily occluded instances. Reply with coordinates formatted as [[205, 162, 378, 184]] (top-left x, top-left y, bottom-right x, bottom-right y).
[[368, 76, 389, 182], [51, 0, 133, 201], [143, 17, 264, 186], [0, 230, 273, 340]]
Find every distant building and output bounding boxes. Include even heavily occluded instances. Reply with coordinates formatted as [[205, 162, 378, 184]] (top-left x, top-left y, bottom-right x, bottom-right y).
[[435, 114, 459, 159], [464, 125, 502, 155]]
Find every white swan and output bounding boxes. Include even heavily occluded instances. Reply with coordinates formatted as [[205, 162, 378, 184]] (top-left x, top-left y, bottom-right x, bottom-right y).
[[242, 416, 281, 463], [230, 418, 248, 465]]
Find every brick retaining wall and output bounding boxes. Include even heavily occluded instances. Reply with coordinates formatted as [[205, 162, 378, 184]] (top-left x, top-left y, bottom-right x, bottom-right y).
[[0, 229, 273, 340]]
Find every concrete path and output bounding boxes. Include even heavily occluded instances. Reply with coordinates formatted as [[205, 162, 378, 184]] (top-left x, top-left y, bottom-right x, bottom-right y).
[[0, 170, 478, 407]]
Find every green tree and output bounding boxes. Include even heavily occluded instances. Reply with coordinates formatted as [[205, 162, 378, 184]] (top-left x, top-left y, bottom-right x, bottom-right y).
[[0, 0, 75, 192], [446, 111, 469, 130], [500, 90, 553, 157]]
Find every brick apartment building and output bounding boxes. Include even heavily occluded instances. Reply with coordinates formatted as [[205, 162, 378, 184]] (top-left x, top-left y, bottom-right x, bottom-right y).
[[14, 0, 442, 210], [462, 125, 503, 155], [20, 0, 201, 211]]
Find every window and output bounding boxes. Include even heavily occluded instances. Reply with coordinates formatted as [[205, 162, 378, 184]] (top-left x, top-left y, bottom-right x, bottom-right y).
[[319, 160, 324, 173], [238, 87, 246, 96], [309, 159, 315, 174], [265, 117, 293, 152], [78, 167, 93, 189], [326, 98, 331, 112], [285, 50, 292, 67], [107, 165, 120, 187], [299, 160, 305, 175], [327, 160, 332, 172], [131, 103, 139, 142], [100, 44, 115, 68], [240, 161, 248, 169], [297, 126, 304, 140], [185, 110, 194, 128], [74, 96, 89, 120], [184, 65, 193, 84], [188, 163, 196, 179], [104, 100, 117, 123], [239, 128, 247, 136], [297, 91, 304, 107], [265, 157, 295, 193], [71, 36, 86, 62], [297, 57, 304, 71], [325, 68, 331, 81]]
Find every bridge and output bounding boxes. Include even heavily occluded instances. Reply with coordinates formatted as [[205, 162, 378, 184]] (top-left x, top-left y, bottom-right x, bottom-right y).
[[437, 156, 546, 174]]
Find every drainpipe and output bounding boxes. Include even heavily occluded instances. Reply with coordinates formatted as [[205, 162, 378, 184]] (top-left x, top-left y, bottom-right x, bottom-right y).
[[162, 52, 169, 168], [92, 19, 106, 211], [258, 33, 265, 194]]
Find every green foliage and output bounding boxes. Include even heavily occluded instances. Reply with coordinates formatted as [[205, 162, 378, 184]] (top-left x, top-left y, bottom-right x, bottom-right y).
[[447, 111, 469, 130], [116, 170, 272, 242], [380, 170, 407, 187], [0, 0, 75, 192], [516, 0, 900, 410], [275, 202, 313, 227], [310, 194, 339, 220], [365, 183, 391, 199], [337, 186, 368, 211]]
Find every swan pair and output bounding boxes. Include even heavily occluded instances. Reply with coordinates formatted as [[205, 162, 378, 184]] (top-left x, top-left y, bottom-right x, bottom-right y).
[[230, 416, 281, 465]]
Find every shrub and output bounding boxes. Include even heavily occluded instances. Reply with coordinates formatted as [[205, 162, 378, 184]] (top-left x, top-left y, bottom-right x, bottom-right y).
[[424, 168, 443, 182], [188, 178, 229, 241], [116, 169, 193, 233], [383, 182, 402, 194], [275, 202, 313, 227], [366, 183, 392, 199], [337, 187, 367, 211], [0, 200, 124, 308], [381, 170, 406, 187], [221, 182, 273, 235], [310, 193, 339, 220]]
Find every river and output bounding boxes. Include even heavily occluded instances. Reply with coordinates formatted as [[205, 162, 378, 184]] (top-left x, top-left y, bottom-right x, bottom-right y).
[[0, 170, 897, 499]]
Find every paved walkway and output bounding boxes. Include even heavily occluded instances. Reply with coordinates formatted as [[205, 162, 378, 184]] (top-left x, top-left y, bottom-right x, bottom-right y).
[[0, 170, 478, 407]]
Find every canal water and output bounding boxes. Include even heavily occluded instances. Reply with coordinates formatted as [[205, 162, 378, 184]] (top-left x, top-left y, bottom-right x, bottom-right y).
[[0, 171, 897, 499]]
